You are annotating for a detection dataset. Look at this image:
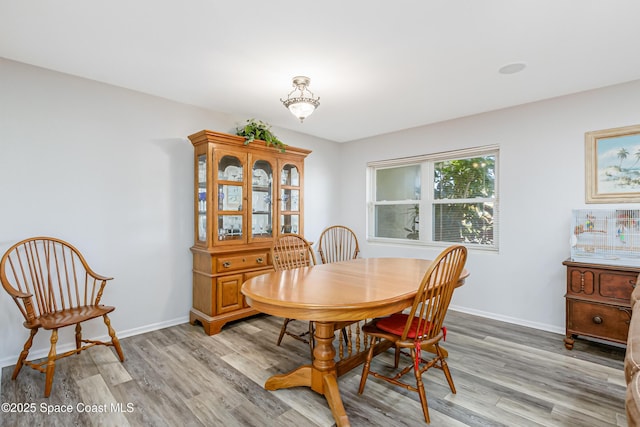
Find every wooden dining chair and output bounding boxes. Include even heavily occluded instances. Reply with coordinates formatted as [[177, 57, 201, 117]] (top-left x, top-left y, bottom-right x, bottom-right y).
[[317, 225, 360, 264], [271, 234, 317, 354], [358, 245, 468, 424], [0, 237, 125, 397], [316, 225, 359, 347]]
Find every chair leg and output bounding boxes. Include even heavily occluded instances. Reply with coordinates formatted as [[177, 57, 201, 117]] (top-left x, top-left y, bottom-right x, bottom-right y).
[[12, 328, 37, 380], [412, 348, 431, 424], [441, 360, 456, 394], [358, 339, 377, 394], [308, 322, 315, 357], [437, 346, 456, 394], [75, 323, 82, 353], [44, 329, 58, 398], [341, 328, 349, 347], [103, 314, 124, 362], [277, 318, 292, 346]]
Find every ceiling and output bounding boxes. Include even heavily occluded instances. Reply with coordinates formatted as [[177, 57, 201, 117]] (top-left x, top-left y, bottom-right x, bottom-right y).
[[2, 1, 640, 143]]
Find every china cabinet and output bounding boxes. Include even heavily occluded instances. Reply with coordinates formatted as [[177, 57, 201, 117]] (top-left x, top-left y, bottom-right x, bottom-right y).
[[563, 259, 637, 349], [188, 130, 311, 335]]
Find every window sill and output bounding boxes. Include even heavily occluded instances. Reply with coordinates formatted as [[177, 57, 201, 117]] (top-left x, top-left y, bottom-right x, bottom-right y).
[[366, 237, 498, 253]]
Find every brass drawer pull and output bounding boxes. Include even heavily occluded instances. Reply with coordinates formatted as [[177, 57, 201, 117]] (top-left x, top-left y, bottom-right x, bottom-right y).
[[592, 316, 603, 324], [223, 261, 231, 268], [256, 257, 264, 263]]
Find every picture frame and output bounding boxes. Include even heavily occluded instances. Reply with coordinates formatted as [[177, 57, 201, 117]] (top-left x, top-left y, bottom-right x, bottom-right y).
[[585, 124, 640, 203]]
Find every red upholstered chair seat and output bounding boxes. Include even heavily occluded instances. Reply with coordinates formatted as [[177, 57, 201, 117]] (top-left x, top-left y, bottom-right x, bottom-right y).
[[376, 313, 444, 340]]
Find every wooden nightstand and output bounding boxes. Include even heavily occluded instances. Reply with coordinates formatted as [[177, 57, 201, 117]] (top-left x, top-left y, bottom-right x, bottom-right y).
[[563, 259, 638, 349]]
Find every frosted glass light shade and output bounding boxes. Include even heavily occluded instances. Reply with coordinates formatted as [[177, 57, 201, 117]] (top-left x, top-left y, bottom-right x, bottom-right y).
[[288, 101, 316, 121]]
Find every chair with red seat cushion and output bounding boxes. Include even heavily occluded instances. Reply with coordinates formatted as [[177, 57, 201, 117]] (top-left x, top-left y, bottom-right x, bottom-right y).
[[357, 245, 467, 424], [0, 237, 124, 397]]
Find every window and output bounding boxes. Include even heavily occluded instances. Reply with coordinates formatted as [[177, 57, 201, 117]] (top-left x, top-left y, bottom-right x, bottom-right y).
[[367, 146, 498, 250]]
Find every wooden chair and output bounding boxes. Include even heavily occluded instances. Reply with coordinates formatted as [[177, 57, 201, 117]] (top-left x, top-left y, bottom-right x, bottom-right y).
[[0, 237, 124, 397], [271, 234, 317, 355], [271, 233, 317, 271], [317, 225, 359, 345], [358, 245, 468, 424], [317, 225, 360, 264]]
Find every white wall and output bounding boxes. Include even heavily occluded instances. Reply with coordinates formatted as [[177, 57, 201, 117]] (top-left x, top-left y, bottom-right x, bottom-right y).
[[273, 128, 342, 240], [2, 56, 639, 367], [0, 59, 339, 366], [338, 79, 640, 333]]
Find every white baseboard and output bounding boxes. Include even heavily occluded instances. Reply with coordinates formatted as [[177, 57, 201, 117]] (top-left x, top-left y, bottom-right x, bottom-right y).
[[0, 316, 189, 369], [449, 305, 565, 335]]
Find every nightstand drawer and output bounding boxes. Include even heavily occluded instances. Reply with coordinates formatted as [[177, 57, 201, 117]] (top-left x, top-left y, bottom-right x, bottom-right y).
[[599, 272, 636, 301], [566, 299, 631, 343]]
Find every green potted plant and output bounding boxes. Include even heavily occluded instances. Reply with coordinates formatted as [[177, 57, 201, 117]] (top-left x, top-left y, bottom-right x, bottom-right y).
[[236, 119, 286, 152]]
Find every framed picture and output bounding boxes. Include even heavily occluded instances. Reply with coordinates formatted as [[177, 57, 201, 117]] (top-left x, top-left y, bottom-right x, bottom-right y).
[[585, 124, 640, 203]]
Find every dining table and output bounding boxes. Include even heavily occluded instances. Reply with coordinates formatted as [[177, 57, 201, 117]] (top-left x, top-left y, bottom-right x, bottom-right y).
[[241, 257, 469, 427]]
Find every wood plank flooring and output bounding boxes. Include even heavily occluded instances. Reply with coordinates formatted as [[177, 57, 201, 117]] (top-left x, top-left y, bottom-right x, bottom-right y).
[[0, 311, 627, 426]]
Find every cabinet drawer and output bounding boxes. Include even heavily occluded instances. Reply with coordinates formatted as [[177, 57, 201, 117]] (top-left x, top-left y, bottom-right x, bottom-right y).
[[567, 299, 631, 342], [216, 252, 269, 273], [599, 272, 636, 301]]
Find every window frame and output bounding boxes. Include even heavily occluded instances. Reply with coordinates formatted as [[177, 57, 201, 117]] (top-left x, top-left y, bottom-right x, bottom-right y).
[[366, 145, 499, 251]]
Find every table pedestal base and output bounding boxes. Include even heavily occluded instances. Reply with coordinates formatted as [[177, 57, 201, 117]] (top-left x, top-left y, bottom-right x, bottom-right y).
[[264, 322, 351, 426], [264, 321, 449, 427]]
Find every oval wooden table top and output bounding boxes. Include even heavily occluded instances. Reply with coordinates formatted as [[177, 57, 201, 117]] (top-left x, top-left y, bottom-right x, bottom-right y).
[[242, 257, 469, 322]]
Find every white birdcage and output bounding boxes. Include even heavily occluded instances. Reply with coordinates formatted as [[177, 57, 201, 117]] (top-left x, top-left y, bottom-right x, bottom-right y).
[[570, 209, 640, 266]]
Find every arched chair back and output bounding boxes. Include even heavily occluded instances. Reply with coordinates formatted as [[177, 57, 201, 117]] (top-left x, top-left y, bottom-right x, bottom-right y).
[[271, 233, 316, 270], [0, 237, 124, 397], [399, 245, 467, 344], [358, 245, 468, 424], [270, 234, 316, 354], [317, 225, 360, 264]]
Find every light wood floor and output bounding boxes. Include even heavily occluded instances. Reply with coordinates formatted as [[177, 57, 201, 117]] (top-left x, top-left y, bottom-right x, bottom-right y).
[[1, 311, 627, 426]]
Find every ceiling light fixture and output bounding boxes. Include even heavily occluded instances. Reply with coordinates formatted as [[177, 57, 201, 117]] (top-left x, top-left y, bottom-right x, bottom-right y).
[[281, 76, 320, 122]]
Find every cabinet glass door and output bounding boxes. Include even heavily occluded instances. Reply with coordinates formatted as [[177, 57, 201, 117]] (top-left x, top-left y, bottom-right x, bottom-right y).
[[197, 154, 207, 242], [250, 159, 273, 239], [280, 163, 300, 234], [217, 155, 244, 242]]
